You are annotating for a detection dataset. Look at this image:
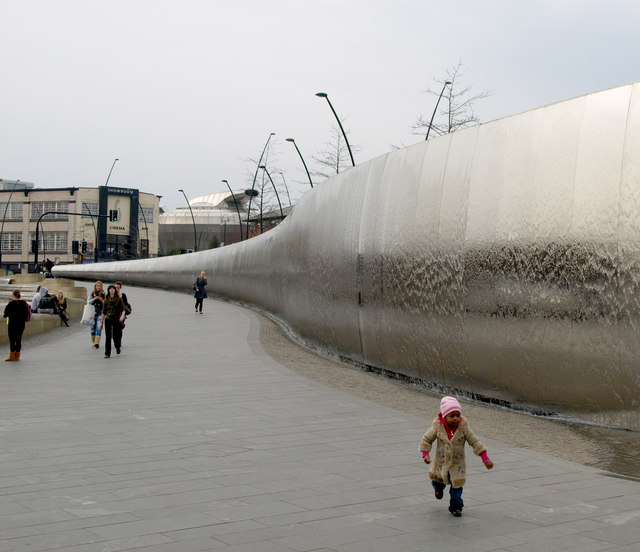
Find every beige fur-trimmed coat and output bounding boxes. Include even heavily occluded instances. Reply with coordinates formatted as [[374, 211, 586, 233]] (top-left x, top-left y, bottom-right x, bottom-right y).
[[419, 416, 487, 488]]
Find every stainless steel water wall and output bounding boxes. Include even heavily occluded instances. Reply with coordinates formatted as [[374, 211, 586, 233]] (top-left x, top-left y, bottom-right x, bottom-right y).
[[54, 82, 640, 430]]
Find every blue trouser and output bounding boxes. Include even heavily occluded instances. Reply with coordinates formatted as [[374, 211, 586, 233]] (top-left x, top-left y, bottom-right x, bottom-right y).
[[432, 480, 464, 510]]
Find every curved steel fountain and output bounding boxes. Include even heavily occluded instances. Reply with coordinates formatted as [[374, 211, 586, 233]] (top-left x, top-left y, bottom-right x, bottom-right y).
[[54, 82, 640, 430]]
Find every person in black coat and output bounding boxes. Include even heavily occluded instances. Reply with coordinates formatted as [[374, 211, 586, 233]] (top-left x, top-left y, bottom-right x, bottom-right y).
[[3, 289, 31, 361], [193, 271, 207, 314], [102, 285, 125, 359]]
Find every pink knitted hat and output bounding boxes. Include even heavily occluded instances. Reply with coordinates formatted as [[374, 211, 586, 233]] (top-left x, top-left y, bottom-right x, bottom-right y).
[[440, 396, 462, 418]]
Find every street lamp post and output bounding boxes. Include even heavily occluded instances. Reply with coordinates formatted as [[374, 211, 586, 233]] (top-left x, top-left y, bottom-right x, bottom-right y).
[[178, 189, 197, 252], [259, 166, 284, 219], [246, 132, 275, 239], [278, 173, 292, 206], [105, 158, 119, 186], [425, 81, 452, 141], [285, 138, 313, 188], [222, 179, 244, 241], [0, 179, 20, 269], [97, 158, 119, 262], [315, 92, 355, 167]]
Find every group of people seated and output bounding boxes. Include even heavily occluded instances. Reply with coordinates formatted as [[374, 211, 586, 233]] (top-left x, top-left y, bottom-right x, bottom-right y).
[[30, 285, 70, 326]]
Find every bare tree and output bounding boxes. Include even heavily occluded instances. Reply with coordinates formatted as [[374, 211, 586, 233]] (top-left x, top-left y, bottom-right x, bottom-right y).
[[245, 146, 287, 234], [412, 61, 491, 139], [312, 121, 360, 181]]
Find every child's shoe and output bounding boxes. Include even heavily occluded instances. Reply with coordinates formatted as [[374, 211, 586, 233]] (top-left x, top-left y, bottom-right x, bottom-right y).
[[448, 506, 462, 517], [434, 489, 443, 500]]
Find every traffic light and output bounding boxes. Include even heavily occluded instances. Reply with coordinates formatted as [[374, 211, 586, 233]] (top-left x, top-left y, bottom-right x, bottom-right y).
[[72, 240, 79, 254], [109, 209, 118, 222], [81, 241, 88, 254]]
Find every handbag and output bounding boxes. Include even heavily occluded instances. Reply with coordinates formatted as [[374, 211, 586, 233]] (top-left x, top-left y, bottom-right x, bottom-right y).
[[80, 303, 94, 326]]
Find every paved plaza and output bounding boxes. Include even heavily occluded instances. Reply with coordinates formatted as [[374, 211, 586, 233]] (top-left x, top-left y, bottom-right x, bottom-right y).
[[1, 284, 640, 551]]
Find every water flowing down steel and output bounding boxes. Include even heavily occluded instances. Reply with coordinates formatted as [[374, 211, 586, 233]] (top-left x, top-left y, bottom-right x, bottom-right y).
[[54, 82, 640, 430]]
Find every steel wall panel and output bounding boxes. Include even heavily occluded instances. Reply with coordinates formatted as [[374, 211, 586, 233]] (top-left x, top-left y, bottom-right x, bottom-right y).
[[53, 82, 640, 430]]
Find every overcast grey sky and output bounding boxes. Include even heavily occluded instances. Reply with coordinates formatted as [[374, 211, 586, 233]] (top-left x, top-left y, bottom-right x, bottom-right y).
[[2, 0, 639, 211]]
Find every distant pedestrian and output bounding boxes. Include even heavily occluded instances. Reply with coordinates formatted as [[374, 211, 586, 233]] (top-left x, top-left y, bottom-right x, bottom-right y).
[[419, 396, 494, 517], [3, 289, 31, 361], [102, 285, 125, 359], [88, 281, 105, 349], [43, 258, 55, 278], [193, 271, 207, 314]]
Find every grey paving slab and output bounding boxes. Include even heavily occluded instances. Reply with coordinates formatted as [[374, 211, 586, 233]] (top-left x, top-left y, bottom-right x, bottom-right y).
[[1, 283, 639, 551]]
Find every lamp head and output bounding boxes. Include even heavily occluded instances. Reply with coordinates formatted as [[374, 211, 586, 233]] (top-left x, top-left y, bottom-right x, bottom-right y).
[[259, 165, 266, 169], [222, 179, 228, 183], [445, 81, 452, 85], [178, 189, 184, 193], [315, 92, 328, 98], [285, 138, 295, 143]]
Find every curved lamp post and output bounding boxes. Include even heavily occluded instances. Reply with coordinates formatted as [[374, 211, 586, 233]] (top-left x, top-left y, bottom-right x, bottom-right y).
[[246, 132, 275, 239], [285, 138, 313, 188], [315, 92, 355, 167], [278, 172, 292, 206], [0, 179, 19, 269], [425, 81, 452, 141], [178, 189, 197, 252], [258, 166, 284, 219], [105, 158, 119, 185], [222, 179, 244, 241], [95, 158, 119, 262]]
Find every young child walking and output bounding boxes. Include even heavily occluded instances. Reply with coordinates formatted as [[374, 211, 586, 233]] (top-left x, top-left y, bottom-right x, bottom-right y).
[[419, 396, 494, 517]]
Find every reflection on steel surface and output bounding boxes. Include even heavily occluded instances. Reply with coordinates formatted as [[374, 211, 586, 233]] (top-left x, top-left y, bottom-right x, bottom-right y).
[[54, 82, 640, 430]]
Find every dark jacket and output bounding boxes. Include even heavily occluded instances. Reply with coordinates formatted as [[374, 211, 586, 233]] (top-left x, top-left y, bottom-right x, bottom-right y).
[[89, 291, 105, 315], [193, 277, 208, 299], [103, 296, 125, 321], [3, 300, 30, 329], [120, 292, 131, 315]]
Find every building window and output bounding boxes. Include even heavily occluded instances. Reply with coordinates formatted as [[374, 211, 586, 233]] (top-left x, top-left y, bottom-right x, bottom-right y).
[[1, 232, 22, 252], [30, 201, 69, 220], [0, 203, 23, 221], [81, 202, 99, 218], [30, 231, 68, 253], [138, 207, 154, 224]]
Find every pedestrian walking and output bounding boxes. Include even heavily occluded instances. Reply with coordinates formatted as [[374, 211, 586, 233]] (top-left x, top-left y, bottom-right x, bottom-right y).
[[102, 284, 125, 359], [114, 281, 131, 328], [419, 396, 494, 517], [3, 289, 31, 361], [193, 271, 207, 313], [88, 281, 105, 349]]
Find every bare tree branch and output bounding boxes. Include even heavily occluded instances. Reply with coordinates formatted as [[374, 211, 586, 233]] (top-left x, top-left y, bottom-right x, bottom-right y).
[[412, 60, 491, 139]]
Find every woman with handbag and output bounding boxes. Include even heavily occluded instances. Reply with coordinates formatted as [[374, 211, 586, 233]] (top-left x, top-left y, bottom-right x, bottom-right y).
[[102, 284, 125, 359], [88, 281, 105, 349], [193, 271, 207, 314]]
